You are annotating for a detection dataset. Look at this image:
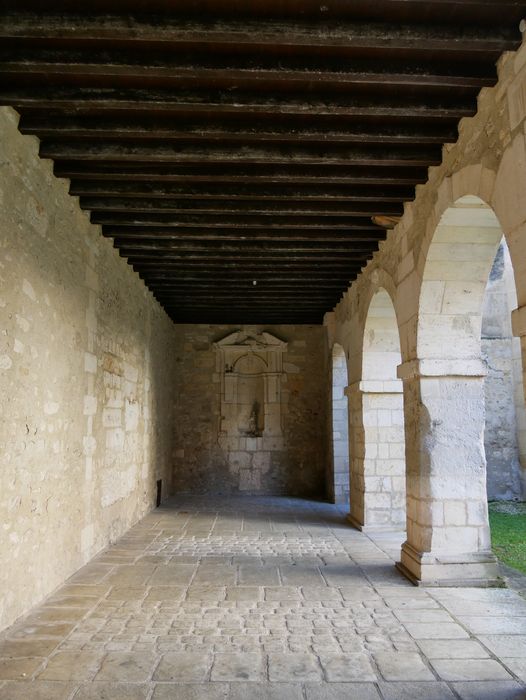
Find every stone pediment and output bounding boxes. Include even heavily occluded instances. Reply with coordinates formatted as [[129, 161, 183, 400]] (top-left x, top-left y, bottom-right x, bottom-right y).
[[213, 330, 287, 352]]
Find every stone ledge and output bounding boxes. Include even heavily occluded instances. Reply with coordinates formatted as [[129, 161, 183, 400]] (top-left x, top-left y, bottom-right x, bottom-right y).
[[344, 380, 403, 396], [397, 358, 488, 380], [397, 541, 504, 588], [346, 513, 405, 534]]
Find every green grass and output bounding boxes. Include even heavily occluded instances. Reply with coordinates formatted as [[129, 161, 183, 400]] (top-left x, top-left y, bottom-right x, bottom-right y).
[[489, 502, 526, 575]]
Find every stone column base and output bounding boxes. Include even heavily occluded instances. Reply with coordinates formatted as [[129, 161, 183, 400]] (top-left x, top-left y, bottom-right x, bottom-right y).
[[347, 513, 404, 534], [396, 541, 504, 587]]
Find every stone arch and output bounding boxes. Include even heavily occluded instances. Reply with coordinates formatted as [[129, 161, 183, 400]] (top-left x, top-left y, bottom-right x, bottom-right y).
[[347, 286, 406, 532], [398, 194, 510, 584], [329, 342, 350, 504], [345, 267, 402, 385], [414, 159, 526, 351], [233, 353, 267, 373], [417, 195, 503, 363]]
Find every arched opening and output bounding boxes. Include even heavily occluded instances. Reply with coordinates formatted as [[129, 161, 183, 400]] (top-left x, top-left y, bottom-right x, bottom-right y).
[[348, 288, 406, 531], [400, 195, 521, 585], [330, 343, 349, 503]]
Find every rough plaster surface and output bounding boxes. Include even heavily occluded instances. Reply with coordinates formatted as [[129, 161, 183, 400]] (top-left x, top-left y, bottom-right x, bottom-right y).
[[172, 324, 328, 497], [0, 107, 178, 633]]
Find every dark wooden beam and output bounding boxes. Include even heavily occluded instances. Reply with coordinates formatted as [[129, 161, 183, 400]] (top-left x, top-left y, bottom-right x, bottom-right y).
[[71, 181, 415, 200], [39, 141, 442, 167], [120, 251, 370, 261], [1, 89, 475, 122], [115, 241, 376, 253], [0, 1, 524, 26], [55, 162, 429, 185], [81, 197, 403, 217], [138, 267, 362, 276], [108, 230, 386, 243], [20, 116, 459, 145], [148, 279, 343, 287], [0, 15, 518, 55], [0, 62, 496, 97], [93, 214, 383, 228]]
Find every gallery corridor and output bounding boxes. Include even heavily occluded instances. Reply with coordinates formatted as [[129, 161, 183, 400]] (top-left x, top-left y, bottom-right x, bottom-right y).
[[0, 498, 525, 699]]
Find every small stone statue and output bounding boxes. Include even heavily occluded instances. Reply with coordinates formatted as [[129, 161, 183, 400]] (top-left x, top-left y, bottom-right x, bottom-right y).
[[247, 400, 261, 436]]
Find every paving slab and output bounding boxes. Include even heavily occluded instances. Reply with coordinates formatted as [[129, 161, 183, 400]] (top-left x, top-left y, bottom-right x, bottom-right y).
[[501, 658, 526, 683], [151, 683, 230, 700], [153, 652, 213, 681], [0, 680, 76, 699], [402, 622, 470, 639], [0, 656, 46, 680], [211, 653, 267, 681], [304, 682, 382, 699], [0, 639, 59, 658], [457, 617, 526, 635], [478, 635, 526, 657], [93, 652, 156, 682], [452, 680, 526, 700], [377, 681, 456, 700], [416, 639, 490, 659], [373, 651, 435, 681], [229, 682, 304, 700], [268, 652, 323, 681], [73, 682, 150, 699], [318, 653, 376, 681], [430, 658, 513, 681], [37, 651, 103, 681]]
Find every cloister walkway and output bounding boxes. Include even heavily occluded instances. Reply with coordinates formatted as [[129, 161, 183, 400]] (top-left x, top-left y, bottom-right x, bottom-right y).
[[0, 497, 525, 700]]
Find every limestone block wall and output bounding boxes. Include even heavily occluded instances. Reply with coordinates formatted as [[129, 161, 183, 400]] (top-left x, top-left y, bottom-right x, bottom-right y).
[[482, 241, 525, 499], [172, 324, 327, 496], [0, 107, 178, 632]]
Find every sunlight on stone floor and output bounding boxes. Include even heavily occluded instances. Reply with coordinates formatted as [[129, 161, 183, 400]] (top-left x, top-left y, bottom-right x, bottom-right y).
[[0, 497, 525, 699]]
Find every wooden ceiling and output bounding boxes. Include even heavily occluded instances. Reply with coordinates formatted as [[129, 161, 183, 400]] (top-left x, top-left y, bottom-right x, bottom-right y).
[[1, 1, 524, 324]]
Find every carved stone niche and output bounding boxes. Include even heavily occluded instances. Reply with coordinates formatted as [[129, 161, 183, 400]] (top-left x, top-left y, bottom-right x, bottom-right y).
[[213, 330, 287, 439]]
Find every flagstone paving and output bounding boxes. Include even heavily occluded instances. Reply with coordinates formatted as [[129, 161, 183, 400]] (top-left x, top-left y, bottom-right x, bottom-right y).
[[0, 496, 525, 699]]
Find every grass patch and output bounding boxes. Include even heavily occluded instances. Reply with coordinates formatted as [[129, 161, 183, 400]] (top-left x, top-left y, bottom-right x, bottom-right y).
[[489, 502, 526, 575]]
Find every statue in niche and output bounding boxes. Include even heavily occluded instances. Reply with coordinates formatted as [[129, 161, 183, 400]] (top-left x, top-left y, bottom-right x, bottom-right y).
[[246, 400, 262, 437], [214, 330, 287, 439]]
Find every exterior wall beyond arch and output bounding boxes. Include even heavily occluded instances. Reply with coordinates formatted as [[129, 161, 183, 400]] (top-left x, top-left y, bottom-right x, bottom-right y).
[[330, 343, 350, 503], [483, 240, 526, 500]]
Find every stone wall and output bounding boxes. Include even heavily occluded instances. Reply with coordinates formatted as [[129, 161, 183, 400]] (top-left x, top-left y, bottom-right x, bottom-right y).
[[0, 107, 178, 632], [172, 324, 328, 497], [482, 241, 525, 499]]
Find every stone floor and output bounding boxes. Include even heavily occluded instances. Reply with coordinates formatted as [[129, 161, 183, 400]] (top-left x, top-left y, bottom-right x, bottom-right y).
[[1, 497, 526, 700]]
